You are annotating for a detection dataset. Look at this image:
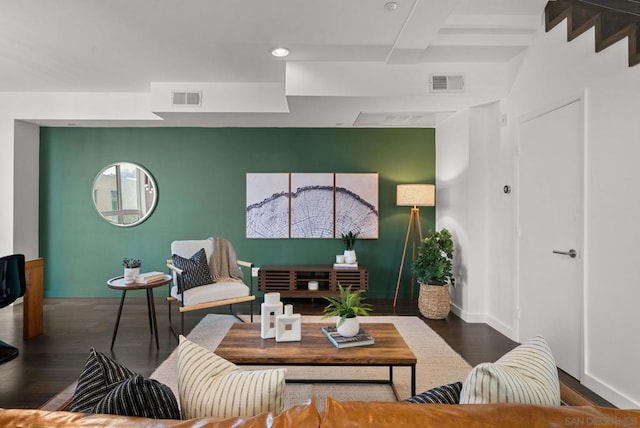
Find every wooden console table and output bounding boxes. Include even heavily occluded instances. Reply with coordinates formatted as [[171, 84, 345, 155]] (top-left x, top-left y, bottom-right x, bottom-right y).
[[258, 265, 368, 298]]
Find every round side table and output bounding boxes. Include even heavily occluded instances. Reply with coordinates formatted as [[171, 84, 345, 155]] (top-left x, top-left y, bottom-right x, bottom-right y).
[[107, 274, 172, 350]]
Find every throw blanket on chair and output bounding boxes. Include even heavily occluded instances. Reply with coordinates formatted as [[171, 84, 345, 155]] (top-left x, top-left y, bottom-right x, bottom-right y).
[[211, 238, 244, 283]]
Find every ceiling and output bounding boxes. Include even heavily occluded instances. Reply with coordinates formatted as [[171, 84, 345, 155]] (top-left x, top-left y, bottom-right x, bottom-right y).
[[0, 0, 548, 127]]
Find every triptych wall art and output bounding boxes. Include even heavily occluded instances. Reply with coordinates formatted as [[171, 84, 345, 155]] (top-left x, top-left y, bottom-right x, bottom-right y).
[[246, 173, 379, 239]]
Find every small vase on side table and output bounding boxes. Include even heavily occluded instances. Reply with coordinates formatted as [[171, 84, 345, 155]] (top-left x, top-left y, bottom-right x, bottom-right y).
[[123, 258, 142, 284], [123, 267, 140, 284]]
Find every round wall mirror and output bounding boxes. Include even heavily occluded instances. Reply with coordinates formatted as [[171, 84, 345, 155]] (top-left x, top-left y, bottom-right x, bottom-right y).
[[92, 162, 158, 227]]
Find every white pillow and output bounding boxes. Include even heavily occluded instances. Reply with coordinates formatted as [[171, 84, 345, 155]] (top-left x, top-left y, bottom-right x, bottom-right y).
[[177, 335, 287, 419], [459, 335, 560, 405]]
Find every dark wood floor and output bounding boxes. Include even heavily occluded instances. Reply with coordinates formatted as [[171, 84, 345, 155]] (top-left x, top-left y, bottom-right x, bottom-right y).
[[0, 296, 610, 409]]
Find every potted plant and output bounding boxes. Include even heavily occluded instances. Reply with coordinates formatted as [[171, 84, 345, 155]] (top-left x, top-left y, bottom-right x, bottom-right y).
[[411, 228, 454, 319], [322, 284, 372, 337], [341, 231, 358, 263], [123, 258, 141, 284]]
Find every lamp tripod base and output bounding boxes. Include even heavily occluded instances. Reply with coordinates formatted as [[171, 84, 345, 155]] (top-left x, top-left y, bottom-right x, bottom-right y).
[[393, 207, 423, 307]]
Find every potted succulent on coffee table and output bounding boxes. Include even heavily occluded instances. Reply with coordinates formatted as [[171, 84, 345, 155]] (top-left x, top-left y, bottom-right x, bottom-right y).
[[411, 228, 454, 319], [322, 284, 372, 337]]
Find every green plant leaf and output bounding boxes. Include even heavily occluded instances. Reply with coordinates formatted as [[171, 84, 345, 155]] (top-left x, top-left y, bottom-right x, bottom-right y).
[[411, 228, 454, 285], [322, 283, 372, 322], [340, 231, 359, 250]]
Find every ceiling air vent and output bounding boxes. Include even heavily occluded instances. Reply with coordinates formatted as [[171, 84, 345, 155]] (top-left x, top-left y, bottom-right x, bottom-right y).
[[172, 90, 202, 106], [430, 74, 464, 92], [354, 112, 438, 127]]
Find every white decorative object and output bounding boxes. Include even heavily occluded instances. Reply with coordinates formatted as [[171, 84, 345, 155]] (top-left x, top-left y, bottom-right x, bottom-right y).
[[275, 304, 301, 342], [335, 254, 345, 264], [261, 292, 283, 339], [337, 316, 360, 337], [264, 292, 281, 305], [124, 267, 139, 284], [308, 281, 318, 291], [344, 250, 357, 264]]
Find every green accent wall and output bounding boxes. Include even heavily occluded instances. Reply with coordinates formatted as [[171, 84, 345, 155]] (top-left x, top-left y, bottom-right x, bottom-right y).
[[39, 127, 435, 298]]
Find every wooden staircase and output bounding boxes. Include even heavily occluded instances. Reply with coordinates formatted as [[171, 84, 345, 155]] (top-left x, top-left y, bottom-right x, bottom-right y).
[[545, 0, 640, 66]]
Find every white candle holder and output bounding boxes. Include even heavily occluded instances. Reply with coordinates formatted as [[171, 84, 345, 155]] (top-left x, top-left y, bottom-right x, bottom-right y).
[[261, 292, 283, 339], [275, 304, 301, 342]]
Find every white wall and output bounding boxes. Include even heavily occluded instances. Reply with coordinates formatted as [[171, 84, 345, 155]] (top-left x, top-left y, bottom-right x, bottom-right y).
[[498, 21, 640, 407], [486, 100, 516, 338], [0, 117, 15, 255], [13, 121, 40, 258], [583, 76, 640, 408], [436, 102, 499, 324], [436, 110, 470, 314]]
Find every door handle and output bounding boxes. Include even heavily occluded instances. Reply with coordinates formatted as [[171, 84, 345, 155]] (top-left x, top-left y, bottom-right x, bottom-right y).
[[552, 249, 577, 258]]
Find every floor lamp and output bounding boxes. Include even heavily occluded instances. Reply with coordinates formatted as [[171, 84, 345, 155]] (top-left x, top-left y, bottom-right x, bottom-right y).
[[393, 184, 435, 307]]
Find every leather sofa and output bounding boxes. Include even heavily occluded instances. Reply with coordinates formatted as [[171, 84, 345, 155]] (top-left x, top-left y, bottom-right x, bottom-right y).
[[5, 337, 636, 427], [1, 395, 639, 427]]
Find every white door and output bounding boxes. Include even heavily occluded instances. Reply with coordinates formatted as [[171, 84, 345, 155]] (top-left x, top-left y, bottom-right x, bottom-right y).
[[517, 99, 583, 379]]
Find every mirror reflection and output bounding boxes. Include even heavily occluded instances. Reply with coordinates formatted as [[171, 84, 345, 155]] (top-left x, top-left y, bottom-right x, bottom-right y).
[[92, 162, 157, 227]]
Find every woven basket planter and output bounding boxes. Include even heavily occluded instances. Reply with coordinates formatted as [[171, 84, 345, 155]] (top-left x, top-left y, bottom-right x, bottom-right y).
[[418, 283, 450, 319]]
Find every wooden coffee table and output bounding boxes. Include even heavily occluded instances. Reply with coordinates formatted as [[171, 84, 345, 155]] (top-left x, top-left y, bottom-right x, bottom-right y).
[[215, 322, 417, 400]]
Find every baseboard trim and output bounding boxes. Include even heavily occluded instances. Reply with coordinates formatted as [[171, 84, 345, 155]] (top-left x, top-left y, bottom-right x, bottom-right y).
[[485, 315, 514, 340], [582, 372, 640, 408], [450, 302, 486, 323]]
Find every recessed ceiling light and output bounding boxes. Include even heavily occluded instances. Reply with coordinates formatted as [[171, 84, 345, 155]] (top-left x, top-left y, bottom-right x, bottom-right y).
[[384, 1, 398, 11], [271, 47, 290, 58]]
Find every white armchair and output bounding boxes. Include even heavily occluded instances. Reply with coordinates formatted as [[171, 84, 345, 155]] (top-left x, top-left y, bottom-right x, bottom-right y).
[[166, 237, 255, 336]]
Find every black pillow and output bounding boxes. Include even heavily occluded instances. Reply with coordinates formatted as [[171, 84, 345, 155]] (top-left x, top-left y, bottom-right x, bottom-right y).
[[93, 374, 180, 420], [171, 248, 213, 291], [69, 348, 136, 413], [403, 381, 463, 404]]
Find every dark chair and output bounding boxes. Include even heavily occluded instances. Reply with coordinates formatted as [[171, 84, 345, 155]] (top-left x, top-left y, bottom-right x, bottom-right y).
[[0, 254, 26, 363]]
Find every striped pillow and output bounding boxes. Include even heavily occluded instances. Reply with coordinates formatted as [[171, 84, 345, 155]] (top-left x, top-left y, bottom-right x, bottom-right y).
[[93, 374, 180, 419], [404, 382, 462, 404], [178, 335, 287, 419], [69, 348, 136, 413], [459, 335, 561, 405]]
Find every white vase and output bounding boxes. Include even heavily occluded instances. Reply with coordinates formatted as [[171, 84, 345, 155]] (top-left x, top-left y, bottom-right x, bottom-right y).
[[337, 316, 359, 337], [124, 267, 140, 283], [261, 293, 283, 339], [343, 250, 357, 264]]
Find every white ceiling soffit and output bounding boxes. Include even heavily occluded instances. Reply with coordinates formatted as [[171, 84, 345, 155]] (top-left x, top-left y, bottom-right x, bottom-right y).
[[285, 61, 508, 101], [150, 82, 289, 113], [384, 0, 462, 64]]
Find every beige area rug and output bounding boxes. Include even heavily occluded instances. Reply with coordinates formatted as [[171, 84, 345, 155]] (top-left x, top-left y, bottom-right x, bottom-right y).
[[150, 315, 471, 410]]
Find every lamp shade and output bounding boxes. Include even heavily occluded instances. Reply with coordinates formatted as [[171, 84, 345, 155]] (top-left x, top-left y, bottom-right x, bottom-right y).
[[396, 184, 435, 207]]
